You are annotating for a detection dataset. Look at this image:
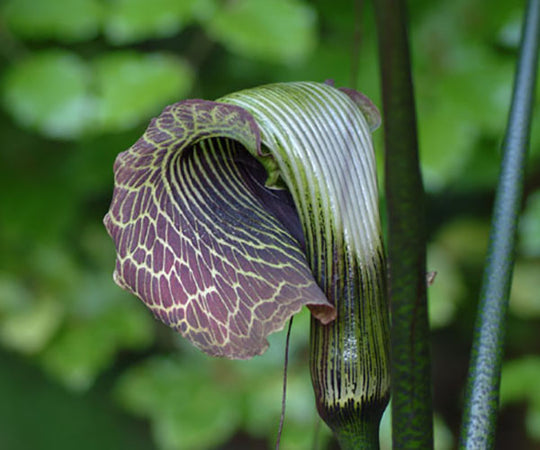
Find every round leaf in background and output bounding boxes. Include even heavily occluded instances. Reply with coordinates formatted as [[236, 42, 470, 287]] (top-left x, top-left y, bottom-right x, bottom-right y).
[[105, 0, 198, 44], [2, 50, 95, 139], [2, 0, 102, 42], [94, 52, 194, 132], [2, 50, 194, 139], [116, 357, 240, 450], [204, 0, 317, 64]]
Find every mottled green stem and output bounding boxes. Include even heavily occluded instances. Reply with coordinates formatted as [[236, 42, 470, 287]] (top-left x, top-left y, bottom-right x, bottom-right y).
[[372, 0, 434, 447], [333, 416, 381, 449], [460, 0, 540, 447], [310, 251, 390, 449]]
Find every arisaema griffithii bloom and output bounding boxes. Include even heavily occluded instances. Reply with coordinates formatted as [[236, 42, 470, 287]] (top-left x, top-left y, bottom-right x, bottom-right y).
[[104, 81, 390, 446]]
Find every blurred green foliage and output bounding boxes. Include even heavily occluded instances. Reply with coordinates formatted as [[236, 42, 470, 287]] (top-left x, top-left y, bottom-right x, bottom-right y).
[[3, 50, 193, 138], [1, 0, 539, 448]]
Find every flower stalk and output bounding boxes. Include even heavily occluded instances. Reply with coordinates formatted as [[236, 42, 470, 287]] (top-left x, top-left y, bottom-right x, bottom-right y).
[[373, 0, 434, 446], [460, 0, 540, 446]]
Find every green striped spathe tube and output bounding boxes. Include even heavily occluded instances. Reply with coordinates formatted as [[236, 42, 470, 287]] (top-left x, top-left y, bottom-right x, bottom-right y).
[[221, 82, 390, 448]]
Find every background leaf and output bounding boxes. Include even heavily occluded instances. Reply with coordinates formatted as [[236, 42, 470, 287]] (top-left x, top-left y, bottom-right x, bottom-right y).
[[518, 190, 540, 257], [94, 52, 193, 131], [40, 273, 155, 390], [2, 50, 94, 139], [104, 0, 199, 44], [2, 50, 193, 139], [2, 0, 102, 42], [116, 356, 242, 450], [204, 0, 317, 64]]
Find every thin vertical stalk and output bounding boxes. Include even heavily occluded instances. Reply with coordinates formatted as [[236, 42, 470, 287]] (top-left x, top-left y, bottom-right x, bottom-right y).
[[372, 0, 434, 448], [460, 0, 540, 447]]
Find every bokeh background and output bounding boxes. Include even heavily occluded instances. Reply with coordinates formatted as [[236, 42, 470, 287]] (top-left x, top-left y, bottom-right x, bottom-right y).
[[1, 0, 540, 448]]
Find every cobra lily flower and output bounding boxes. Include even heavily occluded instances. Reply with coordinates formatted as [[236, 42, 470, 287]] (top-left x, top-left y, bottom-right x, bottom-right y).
[[104, 81, 390, 444]]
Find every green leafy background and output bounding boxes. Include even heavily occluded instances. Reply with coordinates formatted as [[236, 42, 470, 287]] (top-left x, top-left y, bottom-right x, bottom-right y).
[[1, 0, 539, 448]]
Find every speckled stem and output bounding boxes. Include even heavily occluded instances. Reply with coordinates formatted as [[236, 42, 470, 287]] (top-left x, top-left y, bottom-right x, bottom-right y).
[[460, 0, 540, 446]]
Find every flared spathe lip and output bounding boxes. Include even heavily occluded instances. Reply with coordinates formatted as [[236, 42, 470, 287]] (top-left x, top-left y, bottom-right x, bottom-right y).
[[104, 81, 382, 359]]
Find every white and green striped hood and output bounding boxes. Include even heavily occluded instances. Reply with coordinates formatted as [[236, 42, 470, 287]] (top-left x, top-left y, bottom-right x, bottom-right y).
[[104, 81, 384, 359]]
